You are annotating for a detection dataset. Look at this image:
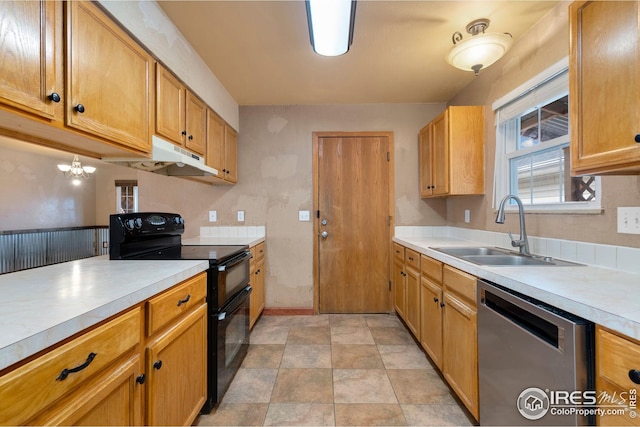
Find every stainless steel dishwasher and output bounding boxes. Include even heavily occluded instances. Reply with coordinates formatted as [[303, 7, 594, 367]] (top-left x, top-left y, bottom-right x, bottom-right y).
[[478, 279, 595, 426]]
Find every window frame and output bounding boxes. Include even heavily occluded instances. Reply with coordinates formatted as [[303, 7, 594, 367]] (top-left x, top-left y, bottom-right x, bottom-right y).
[[492, 58, 602, 214]]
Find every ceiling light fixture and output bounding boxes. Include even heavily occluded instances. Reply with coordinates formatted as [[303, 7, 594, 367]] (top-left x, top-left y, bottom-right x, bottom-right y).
[[57, 155, 96, 185], [446, 18, 512, 76], [306, 0, 356, 56]]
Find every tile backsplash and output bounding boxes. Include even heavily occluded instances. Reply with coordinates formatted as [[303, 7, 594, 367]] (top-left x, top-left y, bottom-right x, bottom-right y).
[[199, 226, 266, 238], [395, 226, 640, 275]]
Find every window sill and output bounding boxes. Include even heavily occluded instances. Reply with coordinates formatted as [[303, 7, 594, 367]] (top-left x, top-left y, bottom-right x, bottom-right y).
[[497, 205, 603, 215]]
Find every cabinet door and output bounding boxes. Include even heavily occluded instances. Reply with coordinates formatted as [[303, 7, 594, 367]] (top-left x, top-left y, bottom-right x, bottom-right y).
[[224, 125, 238, 183], [146, 303, 207, 426], [250, 257, 265, 329], [393, 259, 406, 320], [66, 1, 152, 152], [420, 277, 443, 370], [405, 266, 420, 338], [32, 355, 143, 426], [155, 64, 185, 146], [0, 0, 58, 119], [206, 109, 225, 171], [570, 1, 640, 175], [185, 92, 207, 156], [432, 111, 449, 196], [419, 123, 434, 197], [443, 292, 478, 420]]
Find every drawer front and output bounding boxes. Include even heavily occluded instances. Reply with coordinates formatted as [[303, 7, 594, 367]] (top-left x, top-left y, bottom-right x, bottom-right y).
[[443, 265, 477, 306], [597, 327, 640, 391], [405, 249, 420, 271], [393, 243, 405, 261], [147, 272, 207, 336], [250, 246, 257, 273], [0, 307, 141, 425], [421, 255, 442, 283], [255, 242, 265, 262]]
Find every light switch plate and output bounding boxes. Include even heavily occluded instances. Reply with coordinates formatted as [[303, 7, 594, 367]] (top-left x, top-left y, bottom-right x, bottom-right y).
[[237, 210, 245, 222], [617, 207, 640, 235], [209, 211, 217, 222], [299, 210, 310, 221]]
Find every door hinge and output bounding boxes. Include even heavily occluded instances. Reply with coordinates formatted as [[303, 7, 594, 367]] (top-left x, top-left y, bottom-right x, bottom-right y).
[[389, 281, 392, 291], [316, 210, 320, 219], [388, 216, 391, 226], [387, 152, 390, 161]]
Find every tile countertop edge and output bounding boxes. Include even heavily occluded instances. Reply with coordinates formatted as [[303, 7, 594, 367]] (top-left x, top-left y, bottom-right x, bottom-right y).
[[0, 261, 209, 372], [394, 236, 640, 341], [182, 236, 265, 247]]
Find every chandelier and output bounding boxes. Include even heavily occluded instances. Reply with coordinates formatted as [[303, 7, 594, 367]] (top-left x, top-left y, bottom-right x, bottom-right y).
[[446, 18, 513, 75], [57, 155, 96, 185]]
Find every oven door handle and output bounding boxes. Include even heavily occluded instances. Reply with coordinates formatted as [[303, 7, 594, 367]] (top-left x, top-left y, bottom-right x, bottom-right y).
[[218, 285, 252, 320], [218, 251, 251, 272]]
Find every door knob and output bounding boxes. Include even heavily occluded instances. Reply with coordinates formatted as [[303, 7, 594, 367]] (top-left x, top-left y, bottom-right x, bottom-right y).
[[320, 231, 328, 239]]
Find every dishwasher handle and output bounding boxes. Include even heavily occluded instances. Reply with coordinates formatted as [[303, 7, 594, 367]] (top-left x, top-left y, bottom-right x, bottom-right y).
[[481, 287, 565, 352]]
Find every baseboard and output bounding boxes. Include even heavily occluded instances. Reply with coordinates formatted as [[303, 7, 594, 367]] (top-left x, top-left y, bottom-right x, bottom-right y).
[[262, 308, 314, 316]]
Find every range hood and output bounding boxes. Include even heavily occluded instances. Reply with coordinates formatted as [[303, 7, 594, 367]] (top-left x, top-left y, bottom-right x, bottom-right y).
[[103, 135, 220, 182]]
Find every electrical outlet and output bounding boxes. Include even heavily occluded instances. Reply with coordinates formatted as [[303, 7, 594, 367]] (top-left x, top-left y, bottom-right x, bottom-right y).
[[237, 210, 245, 222], [618, 207, 640, 235], [299, 210, 310, 221], [209, 210, 217, 222], [464, 210, 470, 223]]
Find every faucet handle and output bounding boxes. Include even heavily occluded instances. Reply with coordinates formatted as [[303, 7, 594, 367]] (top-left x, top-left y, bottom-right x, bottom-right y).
[[508, 232, 521, 247]]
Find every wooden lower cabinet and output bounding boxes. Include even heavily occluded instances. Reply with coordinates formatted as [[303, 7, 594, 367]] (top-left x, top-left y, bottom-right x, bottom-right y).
[[249, 242, 266, 329], [0, 272, 208, 426], [393, 258, 406, 319], [596, 326, 640, 426], [405, 263, 420, 337], [420, 276, 443, 370], [146, 303, 207, 426]]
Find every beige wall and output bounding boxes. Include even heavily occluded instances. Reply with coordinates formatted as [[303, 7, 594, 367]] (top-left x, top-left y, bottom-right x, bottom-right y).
[[447, 2, 640, 248]]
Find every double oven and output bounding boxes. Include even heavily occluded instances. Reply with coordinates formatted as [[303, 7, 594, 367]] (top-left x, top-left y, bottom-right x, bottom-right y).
[[109, 212, 251, 413]]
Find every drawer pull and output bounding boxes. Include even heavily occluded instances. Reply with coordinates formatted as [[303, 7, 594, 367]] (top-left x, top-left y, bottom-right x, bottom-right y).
[[433, 297, 439, 303], [629, 369, 640, 384], [56, 352, 97, 381], [153, 360, 163, 370], [136, 374, 146, 385], [177, 294, 191, 307], [440, 302, 445, 308], [409, 257, 414, 261]]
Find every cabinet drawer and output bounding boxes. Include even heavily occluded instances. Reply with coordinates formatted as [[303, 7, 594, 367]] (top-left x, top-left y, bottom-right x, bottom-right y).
[[0, 307, 141, 425], [255, 242, 265, 262], [597, 327, 640, 390], [443, 265, 477, 306], [393, 243, 405, 261], [405, 249, 420, 271], [147, 272, 207, 336], [421, 255, 442, 283]]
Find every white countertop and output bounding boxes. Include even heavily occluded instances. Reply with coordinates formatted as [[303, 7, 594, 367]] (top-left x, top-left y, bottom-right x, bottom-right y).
[[395, 236, 640, 341], [182, 236, 265, 247], [0, 255, 208, 372]]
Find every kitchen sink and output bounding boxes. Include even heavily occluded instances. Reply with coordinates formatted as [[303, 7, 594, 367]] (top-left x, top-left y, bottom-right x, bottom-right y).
[[432, 247, 583, 267]]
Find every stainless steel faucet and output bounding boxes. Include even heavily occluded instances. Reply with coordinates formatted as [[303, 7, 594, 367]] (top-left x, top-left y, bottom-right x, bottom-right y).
[[496, 194, 530, 256]]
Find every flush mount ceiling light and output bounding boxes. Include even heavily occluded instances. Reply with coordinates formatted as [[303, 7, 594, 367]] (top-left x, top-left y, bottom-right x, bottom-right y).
[[446, 18, 513, 75], [57, 155, 96, 185], [306, 0, 356, 56]]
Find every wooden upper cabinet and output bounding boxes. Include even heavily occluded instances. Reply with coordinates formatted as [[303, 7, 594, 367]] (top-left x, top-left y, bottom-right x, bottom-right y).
[[156, 63, 206, 157], [0, 0, 59, 119], [206, 109, 238, 183], [570, 1, 640, 175], [66, 1, 152, 153], [419, 106, 484, 198]]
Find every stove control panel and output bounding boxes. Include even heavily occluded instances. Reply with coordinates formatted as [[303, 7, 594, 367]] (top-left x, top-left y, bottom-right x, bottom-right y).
[[109, 212, 185, 259]]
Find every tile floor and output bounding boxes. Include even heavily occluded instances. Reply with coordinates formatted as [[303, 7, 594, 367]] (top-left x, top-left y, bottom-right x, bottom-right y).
[[194, 313, 476, 426]]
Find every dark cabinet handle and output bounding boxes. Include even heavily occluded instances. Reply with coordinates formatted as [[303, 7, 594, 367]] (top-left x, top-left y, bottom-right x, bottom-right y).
[[177, 294, 191, 306], [226, 170, 230, 174], [182, 130, 187, 136], [56, 352, 97, 381], [433, 297, 439, 303], [153, 360, 163, 370], [74, 104, 85, 113], [188, 135, 193, 140], [440, 302, 445, 308], [629, 369, 640, 384], [136, 374, 146, 384], [635, 134, 640, 143], [408, 257, 414, 261], [48, 92, 61, 103]]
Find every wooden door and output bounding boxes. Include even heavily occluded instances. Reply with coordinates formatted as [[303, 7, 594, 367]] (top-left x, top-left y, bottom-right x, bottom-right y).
[[224, 126, 238, 183], [569, 1, 640, 175], [418, 123, 434, 197], [66, 1, 152, 152], [432, 111, 449, 196], [393, 259, 405, 318], [420, 277, 443, 370], [146, 304, 207, 426], [206, 109, 225, 171], [405, 265, 420, 336], [0, 0, 58, 119], [315, 133, 392, 313]]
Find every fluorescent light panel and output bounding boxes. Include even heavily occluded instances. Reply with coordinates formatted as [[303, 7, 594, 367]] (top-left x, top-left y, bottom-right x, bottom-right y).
[[306, 0, 356, 56]]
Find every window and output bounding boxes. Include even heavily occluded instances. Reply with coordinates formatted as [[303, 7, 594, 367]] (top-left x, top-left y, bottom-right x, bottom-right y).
[[493, 60, 600, 212], [115, 180, 138, 213]]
